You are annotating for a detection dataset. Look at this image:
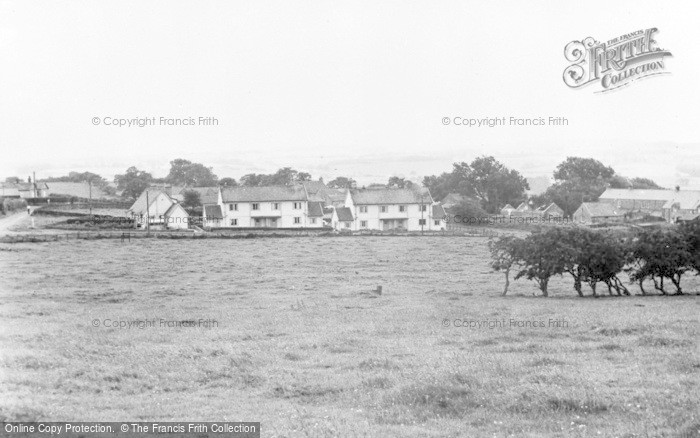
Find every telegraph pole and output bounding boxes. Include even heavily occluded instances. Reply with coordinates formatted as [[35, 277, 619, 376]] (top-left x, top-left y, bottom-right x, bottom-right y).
[[88, 180, 92, 217], [145, 190, 150, 235]]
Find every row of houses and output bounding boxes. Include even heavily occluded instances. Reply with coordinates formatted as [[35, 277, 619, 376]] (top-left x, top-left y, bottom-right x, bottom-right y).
[[573, 188, 700, 224], [0, 179, 119, 200], [128, 181, 448, 232]]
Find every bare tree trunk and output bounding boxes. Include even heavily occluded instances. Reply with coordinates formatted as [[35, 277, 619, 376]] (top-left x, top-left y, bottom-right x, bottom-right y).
[[671, 274, 683, 295], [502, 268, 510, 296], [638, 278, 646, 295]]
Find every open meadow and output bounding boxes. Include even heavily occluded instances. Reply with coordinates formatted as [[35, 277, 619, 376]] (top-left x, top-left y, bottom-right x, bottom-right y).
[[0, 236, 698, 437]]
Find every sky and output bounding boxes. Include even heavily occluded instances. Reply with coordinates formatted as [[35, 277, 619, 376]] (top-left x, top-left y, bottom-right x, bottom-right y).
[[1, 0, 699, 188]]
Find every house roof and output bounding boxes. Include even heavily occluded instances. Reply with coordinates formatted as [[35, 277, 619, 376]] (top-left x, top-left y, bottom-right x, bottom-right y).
[[676, 212, 700, 222], [580, 202, 622, 217], [515, 202, 530, 211], [17, 182, 49, 191], [501, 203, 514, 211], [179, 186, 219, 205], [308, 201, 324, 217], [599, 188, 679, 201], [543, 203, 564, 214], [335, 207, 354, 222], [164, 203, 188, 217], [432, 204, 446, 218], [129, 189, 174, 215], [661, 192, 700, 210], [350, 187, 433, 205], [42, 182, 108, 199], [221, 185, 308, 202], [204, 205, 223, 219]]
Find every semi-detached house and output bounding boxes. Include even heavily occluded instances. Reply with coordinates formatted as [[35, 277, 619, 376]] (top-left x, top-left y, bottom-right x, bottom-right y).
[[206, 185, 325, 228], [344, 187, 446, 231]]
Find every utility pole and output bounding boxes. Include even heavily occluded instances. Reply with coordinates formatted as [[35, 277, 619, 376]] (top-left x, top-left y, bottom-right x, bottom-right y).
[[88, 180, 92, 217], [420, 194, 425, 234], [145, 190, 150, 235]]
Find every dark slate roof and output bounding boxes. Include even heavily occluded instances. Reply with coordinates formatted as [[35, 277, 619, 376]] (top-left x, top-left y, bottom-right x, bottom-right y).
[[180, 186, 219, 205], [308, 201, 324, 217], [204, 205, 223, 219], [582, 202, 622, 217], [432, 204, 446, 218], [335, 207, 354, 222], [350, 187, 432, 205], [221, 185, 307, 202]]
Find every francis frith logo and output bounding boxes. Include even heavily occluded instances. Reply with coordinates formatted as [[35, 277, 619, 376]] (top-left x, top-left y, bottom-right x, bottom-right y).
[[563, 28, 672, 93]]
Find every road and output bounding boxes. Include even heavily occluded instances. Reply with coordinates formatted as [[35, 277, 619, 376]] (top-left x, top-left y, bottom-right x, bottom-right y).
[[0, 211, 31, 234]]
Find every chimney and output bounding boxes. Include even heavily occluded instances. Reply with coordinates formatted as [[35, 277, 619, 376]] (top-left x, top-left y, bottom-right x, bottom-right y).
[[675, 185, 680, 192]]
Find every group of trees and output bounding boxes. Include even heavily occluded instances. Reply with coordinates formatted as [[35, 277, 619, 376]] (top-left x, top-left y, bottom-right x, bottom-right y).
[[489, 222, 700, 297], [423, 156, 530, 214], [529, 157, 664, 217]]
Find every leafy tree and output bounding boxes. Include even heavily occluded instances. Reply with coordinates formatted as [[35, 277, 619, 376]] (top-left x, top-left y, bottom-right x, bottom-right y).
[[327, 177, 356, 189], [513, 230, 569, 296], [114, 167, 154, 200], [165, 159, 218, 186], [423, 157, 528, 213], [447, 198, 488, 222], [680, 220, 700, 276], [218, 177, 238, 187], [388, 176, 414, 188], [542, 157, 617, 217], [181, 190, 202, 211], [488, 236, 526, 295], [240, 168, 312, 186], [629, 228, 692, 295]]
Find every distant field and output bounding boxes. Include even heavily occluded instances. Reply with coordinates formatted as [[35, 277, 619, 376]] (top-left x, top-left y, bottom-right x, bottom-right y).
[[0, 237, 698, 437]]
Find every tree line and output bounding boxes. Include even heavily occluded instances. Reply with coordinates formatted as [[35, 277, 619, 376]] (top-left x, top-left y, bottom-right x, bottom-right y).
[[488, 222, 700, 297]]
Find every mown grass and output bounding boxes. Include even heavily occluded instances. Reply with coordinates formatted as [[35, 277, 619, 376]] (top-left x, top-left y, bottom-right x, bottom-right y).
[[0, 236, 698, 437]]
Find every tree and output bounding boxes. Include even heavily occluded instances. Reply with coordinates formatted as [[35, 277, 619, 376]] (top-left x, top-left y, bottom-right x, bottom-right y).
[[489, 236, 526, 295], [240, 168, 313, 186], [629, 229, 692, 295], [465, 157, 529, 213], [114, 167, 154, 200], [327, 177, 356, 189], [165, 159, 218, 186], [543, 157, 617, 217], [388, 176, 414, 188], [422, 157, 528, 212], [513, 230, 569, 296], [219, 177, 238, 187], [181, 190, 202, 211]]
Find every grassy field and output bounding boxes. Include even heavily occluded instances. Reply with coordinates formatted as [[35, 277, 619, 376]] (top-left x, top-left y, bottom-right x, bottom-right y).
[[0, 236, 698, 437]]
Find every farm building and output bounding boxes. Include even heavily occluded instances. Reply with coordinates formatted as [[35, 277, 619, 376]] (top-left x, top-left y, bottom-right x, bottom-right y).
[[343, 186, 442, 231], [440, 193, 468, 209], [203, 205, 223, 227], [128, 189, 190, 230], [598, 188, 700, 222], [214, 185, 326, 228], [0, 182, 21, 198], [332, 207, 354, 231], [18, 181, 49, 199], [541, 202, 565, 219], [572, 202, 624, 224], [499, 204, 515, 216]]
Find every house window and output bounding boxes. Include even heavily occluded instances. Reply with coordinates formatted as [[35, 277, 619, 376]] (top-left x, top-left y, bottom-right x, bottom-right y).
[[252, 203, 259, 210], [229, 203, 238, 211], [380, 206, 387, 213], [360, 206, 368, 213], [360, 220, 367, 228], [399, 206, 406, 212], [434, 220, 440, 226], [294, 217, 301, 224], [310, 218, 316, 224], [344, 222, 351, 228], [420, 205, 427, 212], [293, 202, 302, 209], [272, 203, 280, 210], [231, 219, 238, 226], [419, 219, 427, 225]]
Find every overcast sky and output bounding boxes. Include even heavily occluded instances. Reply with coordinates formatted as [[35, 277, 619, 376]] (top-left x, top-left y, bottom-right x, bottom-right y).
[[1, 0, 698, 187]]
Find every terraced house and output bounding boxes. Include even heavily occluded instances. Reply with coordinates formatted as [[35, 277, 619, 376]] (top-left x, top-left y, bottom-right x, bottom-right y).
[[344, 187, 446, 231], [208, 185, 325, 228]]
